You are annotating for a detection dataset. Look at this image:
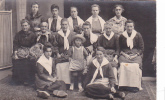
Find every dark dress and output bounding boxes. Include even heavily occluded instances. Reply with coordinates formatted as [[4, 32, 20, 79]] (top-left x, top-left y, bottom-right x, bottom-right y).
[[12, 30, 37, 83], [97, 33, 120, 67], [119, 32, 144, 67], [84, 58, 116, 99], [25, 12, 43, 32], [35, 56, 66, 92]]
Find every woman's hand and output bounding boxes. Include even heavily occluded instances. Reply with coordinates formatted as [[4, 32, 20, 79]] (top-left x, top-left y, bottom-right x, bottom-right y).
[[113, 55, 118, 63], [57, 53, 61, 58], [111, 87, 116, 93], [129, 54, 138, 59], [12, 51, 19, 59]]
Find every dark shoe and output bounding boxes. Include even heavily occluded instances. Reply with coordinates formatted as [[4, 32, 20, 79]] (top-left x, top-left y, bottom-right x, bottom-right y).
[[53, 90, 68, 98], [118, 92, 125, 99], [37, 90, 50, 99]]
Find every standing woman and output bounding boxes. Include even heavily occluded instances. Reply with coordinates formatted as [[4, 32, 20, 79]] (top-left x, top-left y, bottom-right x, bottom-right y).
[[54, 18, 76, 85], [67, 6, 84, 32], [97, 22, 120, 86], [25, 2, 43, 33], [107, 4, 127, 36], [86, 4, 105, 36], [12, 19, 37, 85]]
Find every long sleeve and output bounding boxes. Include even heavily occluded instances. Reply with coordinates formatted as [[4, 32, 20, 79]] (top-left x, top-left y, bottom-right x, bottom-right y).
[[36, 63, 52, 81], [13, 33, 20, 51], [137, 33, 144, 55], [115, 35, 120, 56], [83, 63, 93, 88], [83, 47, 89, 59], [107, 63, 115, 87], [52, 59, 56, 78]]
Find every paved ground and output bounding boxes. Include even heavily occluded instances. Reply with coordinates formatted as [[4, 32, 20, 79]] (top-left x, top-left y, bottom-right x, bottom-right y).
[[0, 69, 156, 100]]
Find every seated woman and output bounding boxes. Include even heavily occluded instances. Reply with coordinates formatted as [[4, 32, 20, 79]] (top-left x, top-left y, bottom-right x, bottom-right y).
[[107, 4, 127, 36], [35, 43, 68, 99], [86, 4, 105, 36], [12, 19, 37, 85], [54, 18, 76, 85], [97, 22, 119, 86], [84, 47, 125, 100], [118, 20, 144, 92]]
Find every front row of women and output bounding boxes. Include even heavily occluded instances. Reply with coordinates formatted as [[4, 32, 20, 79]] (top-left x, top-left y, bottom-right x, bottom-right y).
[[12, 18, 144, 99]]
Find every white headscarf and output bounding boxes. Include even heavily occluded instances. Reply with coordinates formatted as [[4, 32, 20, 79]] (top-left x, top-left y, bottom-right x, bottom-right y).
[[58, 28, 70, 50], [37, 54, 53, 75], [122, 30, 137, 49], [90, 57, 109, 84]]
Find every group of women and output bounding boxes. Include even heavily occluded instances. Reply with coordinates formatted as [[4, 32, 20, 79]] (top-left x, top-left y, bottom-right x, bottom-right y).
[[12, 2, 144, 100]]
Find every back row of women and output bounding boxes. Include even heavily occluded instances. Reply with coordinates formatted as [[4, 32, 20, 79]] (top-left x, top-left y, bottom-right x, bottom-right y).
[[12, 2, 144, 100]]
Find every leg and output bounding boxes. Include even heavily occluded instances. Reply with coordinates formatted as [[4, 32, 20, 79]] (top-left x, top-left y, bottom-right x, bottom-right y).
[[70, 71, 76, 90], [47, 80, 67, 92], [78, 72, 83, 91], [85, 84, 111, 99]]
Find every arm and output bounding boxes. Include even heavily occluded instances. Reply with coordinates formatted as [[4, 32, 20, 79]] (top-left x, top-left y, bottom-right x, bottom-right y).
[[83, 63, 93, 88], [115, 35, 120, 56], [137, 33, 144, 55], [108, 63, 115, 87], [83, 47, 89, 59], [36, 63, 54, 82]]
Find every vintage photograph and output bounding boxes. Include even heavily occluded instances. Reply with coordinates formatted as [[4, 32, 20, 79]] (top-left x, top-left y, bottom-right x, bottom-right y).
[[0, 0, 156, 100]]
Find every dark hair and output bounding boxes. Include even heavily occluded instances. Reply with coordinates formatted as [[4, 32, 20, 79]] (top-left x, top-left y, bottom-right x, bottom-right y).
[[91, 4, 100, 11], [31, 2, 39, 8], [125, 19, 135, 26], [61, 18, 69, 25], [43, 42, 52, 52], [113, 4, 124, 12], [20, 19, 30, 25], [82, 21, 91, 28], [39, 21, 48, 28], [51, 4, 59, 11], [70, 6, 78, 12], [96, 46, 105, 53]]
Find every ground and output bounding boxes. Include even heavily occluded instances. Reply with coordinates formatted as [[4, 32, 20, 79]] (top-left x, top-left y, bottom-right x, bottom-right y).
[[0, 69, 156, 100]]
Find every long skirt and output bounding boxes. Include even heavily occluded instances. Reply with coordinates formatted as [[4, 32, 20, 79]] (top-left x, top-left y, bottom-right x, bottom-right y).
[[118, 63, 143, 90], [12, 58, 32, 83], [56, 62, 70, 84]]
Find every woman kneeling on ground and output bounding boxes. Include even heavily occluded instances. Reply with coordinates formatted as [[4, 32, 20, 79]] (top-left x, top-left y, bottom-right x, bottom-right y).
[[35, 42, 68, 99]]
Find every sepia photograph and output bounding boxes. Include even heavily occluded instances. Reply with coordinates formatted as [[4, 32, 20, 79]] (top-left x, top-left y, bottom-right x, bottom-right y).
[[0, 0, 156, 100]]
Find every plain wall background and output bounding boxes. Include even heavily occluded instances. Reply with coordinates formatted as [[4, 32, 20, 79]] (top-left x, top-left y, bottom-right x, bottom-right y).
[[64, 1, 156, 76]]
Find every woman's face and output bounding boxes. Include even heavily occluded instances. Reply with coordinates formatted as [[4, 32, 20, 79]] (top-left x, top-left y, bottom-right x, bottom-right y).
[[96, 51, 104, 61], [74, 38, 82, 47], [51, 8, 59, 17], [61, 21, 68, 32], [31, 4, 39, 14], [125, 23, 134, 33], [21, 22, 30, 32], [105, 26, 112, 36], [83, 25, 90, 36], [115, 6, 123, 16], [92, 6, 99, 16], [40, 22, 48, 33], [44, 48, 52, 59], [71, 7, 78, 18]]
